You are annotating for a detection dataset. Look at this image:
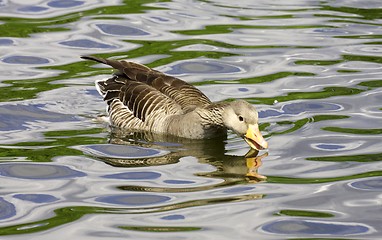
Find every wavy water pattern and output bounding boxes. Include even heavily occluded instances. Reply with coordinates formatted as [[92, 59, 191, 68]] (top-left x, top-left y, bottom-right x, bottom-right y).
[[0, 0, 381, 239]]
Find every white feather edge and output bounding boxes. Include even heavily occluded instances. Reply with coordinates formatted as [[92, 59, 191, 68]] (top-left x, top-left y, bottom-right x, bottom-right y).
[[94, 77, 111, 123], [94, 78, 138, 124], [95, 78, 107, 97]]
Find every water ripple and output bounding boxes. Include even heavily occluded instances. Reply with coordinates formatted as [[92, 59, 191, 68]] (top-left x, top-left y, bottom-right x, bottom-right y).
[[2, 56, 50, 65], [47, 0, 84, 8], [349, 177, 382, 191], [0, 39, 14, 45], [0, 104, 77, 131], [0, 0, 381, 239], [102, 171, 161, 180], [281, 101, 342, 115], [13, 194, 59, 203], [75, 144, 170, 159], [260, 219, 373, 235], [60, 39, 116, 49], [96, 24, 150, 37], [95, 194, 171, 206], [165, 60, 244, 75], [0, 197, 16, 220], [0, 163, 86, 179], [17, 6, 49, 13]]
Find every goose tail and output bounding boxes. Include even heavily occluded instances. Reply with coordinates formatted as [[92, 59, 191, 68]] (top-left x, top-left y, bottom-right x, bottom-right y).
[[81, 55, 108, 64]]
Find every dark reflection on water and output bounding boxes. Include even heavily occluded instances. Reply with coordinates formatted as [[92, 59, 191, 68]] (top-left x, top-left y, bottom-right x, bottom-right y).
[[103, 129, 267, 183]]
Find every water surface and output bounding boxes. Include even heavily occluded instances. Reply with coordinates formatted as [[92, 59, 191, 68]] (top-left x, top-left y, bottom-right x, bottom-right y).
[[0, 0, 381, 239]]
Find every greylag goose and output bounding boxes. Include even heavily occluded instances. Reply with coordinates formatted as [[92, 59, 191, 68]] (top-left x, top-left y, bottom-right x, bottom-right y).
[[82, 55, 268, 150]]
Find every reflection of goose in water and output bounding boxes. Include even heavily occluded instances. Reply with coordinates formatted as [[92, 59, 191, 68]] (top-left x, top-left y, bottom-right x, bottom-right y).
[[99, 129, 267, 183], [82, 55, 268, 151]]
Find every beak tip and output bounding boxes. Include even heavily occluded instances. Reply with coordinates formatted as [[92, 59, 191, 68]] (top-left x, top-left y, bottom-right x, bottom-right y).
[[262, 140, 268, 149]]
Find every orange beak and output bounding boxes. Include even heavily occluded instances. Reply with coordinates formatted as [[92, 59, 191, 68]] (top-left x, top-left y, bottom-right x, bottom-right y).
[[244, 124, 268, 150]]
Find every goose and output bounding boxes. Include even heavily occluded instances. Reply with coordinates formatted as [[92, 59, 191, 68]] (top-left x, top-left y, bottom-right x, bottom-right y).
[[82, 55, 268, 150]]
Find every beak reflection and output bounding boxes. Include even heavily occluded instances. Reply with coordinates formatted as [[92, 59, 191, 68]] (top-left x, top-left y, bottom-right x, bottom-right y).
[[245, 150, 268, 182]]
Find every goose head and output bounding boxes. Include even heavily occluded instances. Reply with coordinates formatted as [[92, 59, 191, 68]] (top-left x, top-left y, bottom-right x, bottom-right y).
[[222, 100, 268, 150]]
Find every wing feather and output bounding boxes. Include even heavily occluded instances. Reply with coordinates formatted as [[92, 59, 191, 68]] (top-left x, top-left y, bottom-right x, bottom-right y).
[[81, 55, 211, 112]]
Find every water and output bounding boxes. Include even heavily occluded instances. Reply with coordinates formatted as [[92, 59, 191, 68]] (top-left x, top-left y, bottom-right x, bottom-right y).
[[0, 0, 381, 239]]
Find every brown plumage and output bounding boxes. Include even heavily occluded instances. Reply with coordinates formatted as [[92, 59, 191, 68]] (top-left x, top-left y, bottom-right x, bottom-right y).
[[82, 55, 268, 150]]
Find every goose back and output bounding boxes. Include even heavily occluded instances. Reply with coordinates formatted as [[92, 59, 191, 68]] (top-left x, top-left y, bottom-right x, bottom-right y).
[[82, 55, 213, 133], [82, 56, 211, 111]]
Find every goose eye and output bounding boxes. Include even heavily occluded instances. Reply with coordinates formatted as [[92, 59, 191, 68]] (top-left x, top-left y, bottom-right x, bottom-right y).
[[238, 116, 244, 122]]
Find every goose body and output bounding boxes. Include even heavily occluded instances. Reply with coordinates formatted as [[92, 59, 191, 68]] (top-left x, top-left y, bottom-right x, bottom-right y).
[[82, 55, 268, 150]]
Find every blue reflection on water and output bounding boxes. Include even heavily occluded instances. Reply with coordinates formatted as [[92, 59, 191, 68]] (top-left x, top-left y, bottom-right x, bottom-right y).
[[0, 104, 77, 131], [238, 87, 249, 92], [18, 6, 48, 12], [259, 109, 281, 118], [282, 102, 342, 115], [60, 39, 116, 49], [261, 219, 371, 235], [349, 177, 382, 191], [259, 101, 343, 119], [95, 194, 171, 206], [85, 89, 101, 97], [161, 214, 185, 220], [97, 24, 149, 36], [47, 0, 84, 8], [2, 55, 49, 64], [316, 144, 345, 150], [14, 194, 59, 203], [148, 16, 171, 22], [166, 61, 242, 75], [0, 39, 14, 45], [164, 179, 195, 184], [0, 197, 16, 220], [0, 163, 86, 179], [102, 171, 161, 180]]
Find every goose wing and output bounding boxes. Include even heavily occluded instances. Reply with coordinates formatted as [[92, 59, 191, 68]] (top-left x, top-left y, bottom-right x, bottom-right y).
[[81, 55, 211, 112], [96, 74, 183, 125]]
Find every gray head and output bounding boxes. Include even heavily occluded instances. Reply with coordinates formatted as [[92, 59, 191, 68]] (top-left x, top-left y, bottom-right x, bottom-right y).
[[222, 100, 268, 150]]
